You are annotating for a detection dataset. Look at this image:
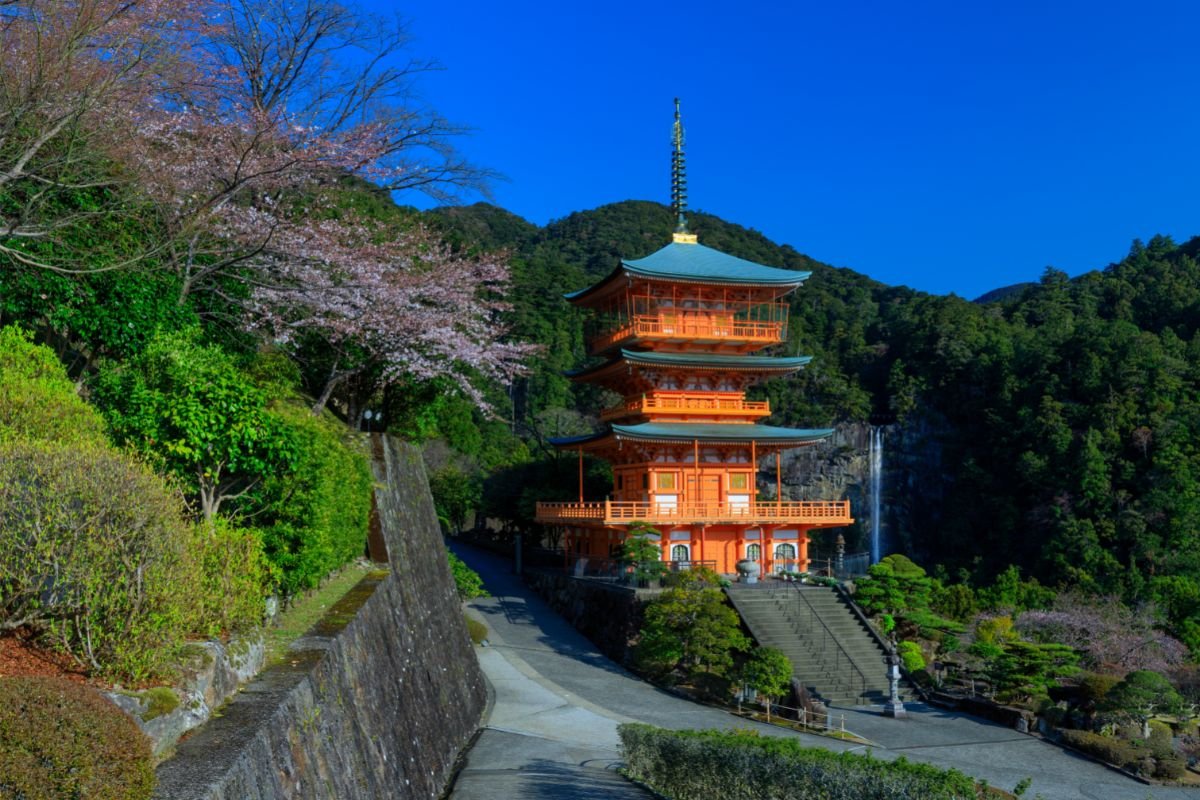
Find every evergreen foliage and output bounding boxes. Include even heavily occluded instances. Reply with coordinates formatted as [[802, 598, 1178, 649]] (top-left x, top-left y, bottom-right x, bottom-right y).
[[635, 571, 749, 680]]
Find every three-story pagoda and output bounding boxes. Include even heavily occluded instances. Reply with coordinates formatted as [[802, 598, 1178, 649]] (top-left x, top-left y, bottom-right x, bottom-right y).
[[535, 100, 852, 575]]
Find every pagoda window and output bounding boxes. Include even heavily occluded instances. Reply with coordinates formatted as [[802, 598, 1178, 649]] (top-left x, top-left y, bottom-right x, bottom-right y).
[[729, 473, 749, 491], [656, 494, 678, 514], [746, 543, 761, 562], [642, 474, 649, 490], [657, 473, 677, 491], [729, 494, 750, 514], [671, 543, 690, 562], [774, 543, 797, 573]]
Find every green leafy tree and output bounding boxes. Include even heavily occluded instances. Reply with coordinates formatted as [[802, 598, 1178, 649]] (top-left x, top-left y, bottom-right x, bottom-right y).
[[742, 647, 793, 720], [91, 332, 298, 522], [429, 466, 483, 533], [855, 554, 933, 616], [635, 581, 749, 680], [1102, 670, 1185, 737]]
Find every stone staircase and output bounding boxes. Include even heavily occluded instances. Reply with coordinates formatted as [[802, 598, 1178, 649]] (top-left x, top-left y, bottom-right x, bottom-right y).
[[726, 583, 912, 706]]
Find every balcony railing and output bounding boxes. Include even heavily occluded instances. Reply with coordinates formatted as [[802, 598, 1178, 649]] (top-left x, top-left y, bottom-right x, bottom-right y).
[[599, 392, 771, 422], [589, 314, 786, 354], [535, 499, 853, 526]]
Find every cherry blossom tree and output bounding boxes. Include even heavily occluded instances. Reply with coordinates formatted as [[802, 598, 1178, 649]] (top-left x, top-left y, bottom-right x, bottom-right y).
[[247, 217, 535, 418], [114, 0, 492, 305], [0, 0, 203, 272], [1016, 592, 1188, 674]]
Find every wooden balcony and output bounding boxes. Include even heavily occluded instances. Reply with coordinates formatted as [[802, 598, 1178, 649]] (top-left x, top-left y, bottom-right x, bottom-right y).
[[535, 499, 853, 527], [589, 314, 786, 354], [599, 393, 771, 422]]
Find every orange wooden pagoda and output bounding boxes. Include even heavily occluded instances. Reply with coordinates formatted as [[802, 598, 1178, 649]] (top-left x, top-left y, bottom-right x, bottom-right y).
[[534, 101, 852, 575]]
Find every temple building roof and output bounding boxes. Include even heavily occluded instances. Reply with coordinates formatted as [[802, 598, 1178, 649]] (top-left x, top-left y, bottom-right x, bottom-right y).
[[564, 241, 811, 304], [550, 422, 833, 449], [567, 349, 811, 383]]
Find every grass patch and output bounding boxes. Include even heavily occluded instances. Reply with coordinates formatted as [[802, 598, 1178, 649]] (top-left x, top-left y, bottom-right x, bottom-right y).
[[141, 687, 180, 721], [263, 561, 378, 666], [465, 613, 488, 645]]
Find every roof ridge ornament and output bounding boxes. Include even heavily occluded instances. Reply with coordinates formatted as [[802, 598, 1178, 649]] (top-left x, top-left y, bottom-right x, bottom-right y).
[[671, 98, 697, 244]]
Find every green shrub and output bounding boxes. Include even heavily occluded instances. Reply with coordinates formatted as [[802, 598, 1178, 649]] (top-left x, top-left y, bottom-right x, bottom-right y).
[[90, 332, 299, 522], [259, 400, 372, 595], [898, 641, 926, 673], [187, 518, 274, 638], [448, 549, 488, 599], [618, 724, 977, 799], [0, 325, 107, 446], [1154, 756, 1187, 780], [1059, 729, 1138, 768], [0, 440, 191, 679], [464, 614, 488, 645], [0, 677, 155, 799], [1077, 672, 1121, 704]]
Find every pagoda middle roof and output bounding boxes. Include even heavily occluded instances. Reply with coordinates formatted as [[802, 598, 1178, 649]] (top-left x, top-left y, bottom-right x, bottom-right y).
[[564, 241, 811, 303], [550, 422, 834, 448], [567, 349, 812, 382]]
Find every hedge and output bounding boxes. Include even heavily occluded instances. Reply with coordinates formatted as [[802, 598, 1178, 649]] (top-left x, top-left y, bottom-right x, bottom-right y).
[[618, 724, 978, 800], [0, 677, 155, 799], [260, 400, 373, 595]]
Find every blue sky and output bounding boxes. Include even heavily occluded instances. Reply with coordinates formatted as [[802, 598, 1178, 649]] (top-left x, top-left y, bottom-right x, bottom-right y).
[[383, 0, 1200, 298]]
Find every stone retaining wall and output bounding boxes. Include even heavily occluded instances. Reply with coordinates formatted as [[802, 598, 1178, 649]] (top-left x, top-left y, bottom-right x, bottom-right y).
[[522, 568, 650, 665], [152, 436, 486, 800]]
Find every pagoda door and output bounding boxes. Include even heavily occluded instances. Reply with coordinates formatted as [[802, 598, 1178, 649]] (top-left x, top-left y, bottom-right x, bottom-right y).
[[686, 474, 720, 515]]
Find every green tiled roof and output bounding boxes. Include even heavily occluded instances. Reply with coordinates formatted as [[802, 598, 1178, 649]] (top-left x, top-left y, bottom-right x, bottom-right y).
[[566, 349, 811, 380], [550, 422, 833, 448], [564, 241, 811, 301], [623, 243, 811, 285]]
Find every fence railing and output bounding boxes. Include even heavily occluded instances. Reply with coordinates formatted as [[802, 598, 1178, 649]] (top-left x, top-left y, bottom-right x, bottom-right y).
[[589, 313, 787, 353], [806, 551, 871, 580], [734, 693, 848, 734], [557, 556, 718, 585], [535, 499, 853, 526], [599, 392, 771, 422], [781, 584, 869, 704]]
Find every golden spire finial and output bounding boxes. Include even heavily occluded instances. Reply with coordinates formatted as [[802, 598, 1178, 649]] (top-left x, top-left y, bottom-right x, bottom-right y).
[[671, 98, 697, 244]]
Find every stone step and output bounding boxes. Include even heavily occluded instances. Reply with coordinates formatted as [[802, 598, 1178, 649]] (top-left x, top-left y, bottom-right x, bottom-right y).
[[726, 584, 914, 706]]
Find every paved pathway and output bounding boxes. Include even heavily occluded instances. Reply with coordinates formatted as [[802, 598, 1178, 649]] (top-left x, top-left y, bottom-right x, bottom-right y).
[[448, 544, 1193, 800]]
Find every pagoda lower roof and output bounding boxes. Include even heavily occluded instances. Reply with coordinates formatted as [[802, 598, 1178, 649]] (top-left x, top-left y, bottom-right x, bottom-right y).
[[567, 349, 812, 382], [564, 242, 811, 304], [550, 422, 834, 449]]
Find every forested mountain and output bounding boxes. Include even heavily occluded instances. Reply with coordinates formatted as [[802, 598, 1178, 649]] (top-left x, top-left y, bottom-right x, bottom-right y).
[[430, 201, 1200, 652]]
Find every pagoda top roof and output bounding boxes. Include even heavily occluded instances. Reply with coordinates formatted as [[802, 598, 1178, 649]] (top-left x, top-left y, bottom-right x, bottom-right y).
[[550, 422, 833, 448], [564, 241, 811, 303], [567, 349, 812, 382]]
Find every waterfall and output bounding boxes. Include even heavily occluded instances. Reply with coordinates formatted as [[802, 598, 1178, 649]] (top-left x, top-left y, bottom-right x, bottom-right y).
[[869, 426, 884, 564]]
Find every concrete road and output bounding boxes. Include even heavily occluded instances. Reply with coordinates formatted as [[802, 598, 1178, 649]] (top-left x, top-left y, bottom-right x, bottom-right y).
[[448, 544, 1191, 800]]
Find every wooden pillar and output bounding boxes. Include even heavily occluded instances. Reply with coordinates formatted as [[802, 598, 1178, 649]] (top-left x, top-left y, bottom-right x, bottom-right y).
[[697, 524, 706, 566], [693, 439, 700, 514], [578, 448, 584, 503], [764, 525, 775, 577], [799, 528, 810, 572], [751, 440, 757, 513]]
